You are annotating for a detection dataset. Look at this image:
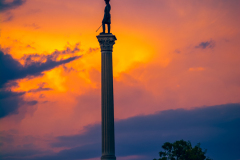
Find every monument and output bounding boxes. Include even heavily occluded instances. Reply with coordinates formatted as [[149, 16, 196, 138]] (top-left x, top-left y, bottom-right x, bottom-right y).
[[96, 0, 117, 160]]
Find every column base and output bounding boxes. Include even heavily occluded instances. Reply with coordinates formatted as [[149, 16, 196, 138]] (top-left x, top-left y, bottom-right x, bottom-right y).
[[101, 155, 116, 160]]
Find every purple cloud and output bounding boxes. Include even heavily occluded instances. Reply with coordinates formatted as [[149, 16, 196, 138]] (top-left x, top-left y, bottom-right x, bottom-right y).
[[1, 103, 238, 160]]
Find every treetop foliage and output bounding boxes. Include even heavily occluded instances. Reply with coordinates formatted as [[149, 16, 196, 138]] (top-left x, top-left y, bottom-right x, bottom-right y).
[[153, 140, 212, 160]]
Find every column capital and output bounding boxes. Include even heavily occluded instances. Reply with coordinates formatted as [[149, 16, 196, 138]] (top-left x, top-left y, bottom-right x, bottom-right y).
[[97, 34, 117, 52]]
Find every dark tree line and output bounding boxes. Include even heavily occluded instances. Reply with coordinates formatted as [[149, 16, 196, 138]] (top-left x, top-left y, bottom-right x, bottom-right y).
[[154, 140, 212, 160]]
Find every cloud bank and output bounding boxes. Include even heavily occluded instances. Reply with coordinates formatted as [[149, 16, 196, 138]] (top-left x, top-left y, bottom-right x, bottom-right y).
[[0, 0, 26, 12], [0, 45, 81, 118], [1, 103, 239, 160], [0, 50, 80, 88]]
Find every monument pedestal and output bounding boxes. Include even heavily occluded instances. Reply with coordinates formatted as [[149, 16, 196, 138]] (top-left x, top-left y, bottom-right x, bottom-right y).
[[97, 34, 117, 160]]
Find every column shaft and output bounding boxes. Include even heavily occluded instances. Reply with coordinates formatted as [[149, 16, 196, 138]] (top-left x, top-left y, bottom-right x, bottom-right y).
[[101, 51, 115, 160], [97, 34, 117, 160]]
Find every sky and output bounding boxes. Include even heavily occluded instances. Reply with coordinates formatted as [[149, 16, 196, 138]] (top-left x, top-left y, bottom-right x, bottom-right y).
[[0, 0, 240, 159]]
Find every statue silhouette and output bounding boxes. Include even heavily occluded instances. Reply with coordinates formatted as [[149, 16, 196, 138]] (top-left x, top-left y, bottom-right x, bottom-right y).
[[101, 0, 111, 34]]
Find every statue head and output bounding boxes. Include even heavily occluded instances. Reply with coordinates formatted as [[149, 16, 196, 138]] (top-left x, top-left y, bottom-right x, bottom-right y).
[[104, 0, 110, 4]]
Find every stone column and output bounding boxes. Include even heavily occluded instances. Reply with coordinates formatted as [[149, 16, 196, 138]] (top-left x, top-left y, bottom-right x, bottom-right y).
[[97, 34, 117, 160]]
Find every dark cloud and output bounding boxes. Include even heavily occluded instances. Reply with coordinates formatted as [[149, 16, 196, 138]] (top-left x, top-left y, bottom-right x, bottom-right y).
[[3, 103, 237, 160], [0, 90, 37, 118], [49, 104, 240, 160], [52, 124, 101, 148], [28, 87, 52, 93], [0, 90, 25, 118], [0, 49, 81, 88], [86, 47, 99, 54], [0, 0, 26, 12], [0, 44, 81, 118], [195, 40, 215, 49], [1, 149, 46, 160], [62, 65, 76, 73], [0, 90, 24, 100], [23, 144, 101, 160], [28, 83, 52, 93], [21, 43, 81, 64], [64, 104, 240, 160]]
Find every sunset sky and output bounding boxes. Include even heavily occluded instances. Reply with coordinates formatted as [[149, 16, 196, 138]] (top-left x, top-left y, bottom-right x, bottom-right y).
[[0, 0, 240, 160]]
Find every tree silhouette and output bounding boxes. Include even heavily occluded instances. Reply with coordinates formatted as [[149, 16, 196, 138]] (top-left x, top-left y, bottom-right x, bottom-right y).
[[153, 140, 212, 160]]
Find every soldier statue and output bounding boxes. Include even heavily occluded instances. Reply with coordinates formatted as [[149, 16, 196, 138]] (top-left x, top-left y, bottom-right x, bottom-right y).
[[101, 0, 111, 34]]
